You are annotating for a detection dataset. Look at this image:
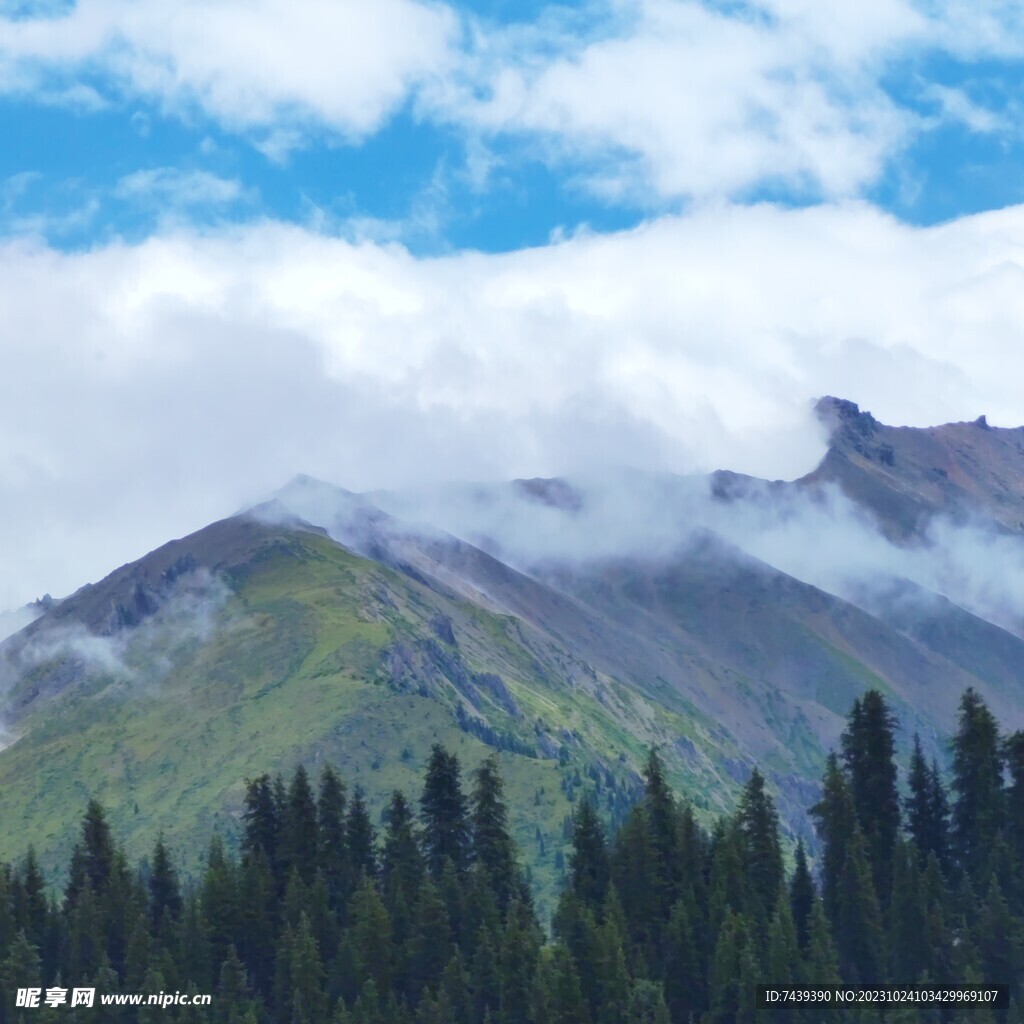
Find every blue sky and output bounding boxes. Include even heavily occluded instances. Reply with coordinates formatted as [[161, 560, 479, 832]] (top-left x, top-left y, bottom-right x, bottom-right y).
[[2, 0, 1023, 252], [4, 0, 1024, 607]]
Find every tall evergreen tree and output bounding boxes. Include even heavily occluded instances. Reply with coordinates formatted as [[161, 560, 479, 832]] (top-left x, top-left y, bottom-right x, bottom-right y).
[[281, 766, 319, 886], [420, 745, 471, 877], [641, 749, 682, 914], [842, 690, 901, 903], [346, 788, 377, 882], [381, 790, 424, 911], [471, 755, 519, 913], [810, 753, 857, 926], [317, 766, 349, 910], [789, 839, 816, 951], [566, 798, 610, 913], [905, 735, 951, 871], [735, 768, 784, 926], [950, 688, 1004, 879], [835, 823, 887, 984], [149, 834, 183, 931], [242, 774, 280, 868], [1003, 730, 1024, 872]]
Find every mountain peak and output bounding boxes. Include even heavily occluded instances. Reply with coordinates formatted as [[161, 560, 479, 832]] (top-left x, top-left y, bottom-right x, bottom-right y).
[[813, 395, 878, 439]]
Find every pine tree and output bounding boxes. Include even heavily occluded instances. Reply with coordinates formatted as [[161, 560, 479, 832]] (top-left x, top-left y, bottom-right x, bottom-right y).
[[498, 898, 542, 1024], [708, 909, 749, 1024], [2, 930, 41, 1024], [663, 895, 703, 1024], [642, 749, 682, 915], [14, 849, 48, 962], [1003, 730, 1024, 875], [611, 804, 662, 973], [566, 797, 610, 913], [471, 756, 519, 913], [973, 876, 1021, 1004], [288, 912, 327, 1024], [317, 765, 349, 911], [237, 845, 276, 1001], [800, 901, 841, 1023], [149, 834, 183, 932], [841, 690, 901, 904], [349, 877, 393, 998], [810, 753, 856, 926], [789, 839, 816, 951], [242, 774, 280, 868], [950, 688, 1004, 879], [766, 887, 800, 1000], [420, 745, 471, 877], [627, 980, 670, 1024], [835, 822, 886, 984], [200, 835, 239, 979], [735, 768, 784, 927], [281, 766, 319, 886], [346, 788, 377, 882], [405, 882, 452, 1003], [534, 944, 591, 1024], [381, 790, 423, 911], [887, 841, 929, 985]]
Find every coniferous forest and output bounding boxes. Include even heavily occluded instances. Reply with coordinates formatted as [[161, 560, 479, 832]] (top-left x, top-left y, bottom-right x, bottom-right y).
[[2, 686, 1024, 1023]]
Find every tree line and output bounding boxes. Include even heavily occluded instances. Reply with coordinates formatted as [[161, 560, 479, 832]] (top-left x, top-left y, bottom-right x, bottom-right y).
[[1, 686, 1023, 1022]]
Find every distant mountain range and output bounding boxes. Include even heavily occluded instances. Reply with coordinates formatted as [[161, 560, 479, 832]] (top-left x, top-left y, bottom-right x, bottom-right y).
[[3, 397, 1023, 912]]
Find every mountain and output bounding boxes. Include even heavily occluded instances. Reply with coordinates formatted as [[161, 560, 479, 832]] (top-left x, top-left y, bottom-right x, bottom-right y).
[[3, 399, 1024, 909]]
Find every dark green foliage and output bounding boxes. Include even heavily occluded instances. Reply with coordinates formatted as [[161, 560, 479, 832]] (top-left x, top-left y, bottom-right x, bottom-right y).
[[789, 839, 815, 950], [420, 744, 471, 877], [470, 755, 519, 912], [345, 787, 377, 882], [809, 752, 856, 926], [281, 765, 319, 886], [905, 735, 951, 872], [841, 690, 901, 902], [734, 768, 784, 926], [950, 688, 1004, 879], [6, 695, 1024, 1024]]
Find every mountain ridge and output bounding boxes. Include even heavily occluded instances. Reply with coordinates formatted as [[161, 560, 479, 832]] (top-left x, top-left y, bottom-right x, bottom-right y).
[[3, 398, 1024, 902]]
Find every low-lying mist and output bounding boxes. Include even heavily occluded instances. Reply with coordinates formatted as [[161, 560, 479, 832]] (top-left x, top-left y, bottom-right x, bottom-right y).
[[273, 470, 1024, 638]]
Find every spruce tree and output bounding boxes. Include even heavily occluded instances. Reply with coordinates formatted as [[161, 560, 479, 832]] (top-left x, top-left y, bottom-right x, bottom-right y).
[[349, 877, 393, 998], [627, 980, 671, 1024], [281, 766, 319, 886], [149, 834, 183, 931], [471, 755, 519, 913], [381, 791, 423, 906], [317, 765, 349, 913], [242, 774, 280, 868], [841, 690, 901, 903], [566, 797, 609, 914], [345, 788, 377, 882], [420, 745, 471, 877], [950, 688, 1004, 879], [810, 753, 856, 926], [835, 822, 886, 985], [735, 768, 784, 927], [1003, 730, 1024, 873], [789, 839, 816, 951]]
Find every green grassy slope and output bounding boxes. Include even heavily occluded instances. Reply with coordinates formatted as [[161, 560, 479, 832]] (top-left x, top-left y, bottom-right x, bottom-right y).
[[0, 527, 688, 916]]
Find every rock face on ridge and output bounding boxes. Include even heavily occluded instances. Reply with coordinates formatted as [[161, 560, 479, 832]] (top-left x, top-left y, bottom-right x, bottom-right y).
[[802, 396, 1024, 539]]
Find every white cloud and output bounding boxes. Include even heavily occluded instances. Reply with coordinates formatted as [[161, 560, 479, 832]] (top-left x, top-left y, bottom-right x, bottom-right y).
[[115, 168, 247, 207], [429, 0, 921, 200], [4, 201, 1024, 609], [3, 0, 1024, 204], [0, 0, 458, 138]]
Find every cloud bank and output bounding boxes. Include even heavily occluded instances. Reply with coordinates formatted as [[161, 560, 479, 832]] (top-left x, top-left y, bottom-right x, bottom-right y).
[[3, 199, 1024, 608]]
